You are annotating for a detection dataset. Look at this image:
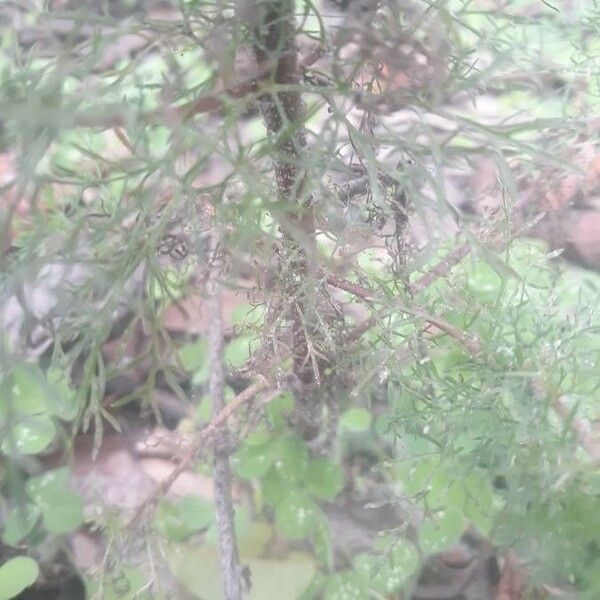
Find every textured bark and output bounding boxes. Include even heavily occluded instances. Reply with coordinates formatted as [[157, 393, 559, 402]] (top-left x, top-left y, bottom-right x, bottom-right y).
[[208, 236, 243, 600], [250, 0, 323, 438]]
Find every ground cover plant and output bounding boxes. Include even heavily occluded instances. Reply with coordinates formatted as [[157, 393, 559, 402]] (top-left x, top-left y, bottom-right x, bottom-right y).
[[1, 0, 600, 599]]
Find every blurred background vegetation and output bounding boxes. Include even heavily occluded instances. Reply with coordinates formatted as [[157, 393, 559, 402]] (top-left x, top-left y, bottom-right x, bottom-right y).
[[1, 0, 600, 599]]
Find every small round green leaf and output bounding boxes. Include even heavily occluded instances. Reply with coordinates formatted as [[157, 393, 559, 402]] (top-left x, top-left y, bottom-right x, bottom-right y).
[[41, 490, 84, 534], [0, 556, 39, 600], [462, 473, 497, 533], [419, 509, 464, 555], [425, 467, 454, 508], [244, 429, 272, 446], [398, 459, 436, 497], [261, 468, 288, 507], [273, 436, 309, 483], [354, 543, 419, 594], [390, 543, 420, 584], [275, 491, 319, 539], [266, 393, 293, 428], [305, 459, 344, 501], [339, 408, 371, 432], [238, 521, 274, 559], [26, 468, 84, 534], [1, 417, 56, 456], [4, 365, 47, 416], [177, 339, 208, 373], [224, 335, 254, 368], [26, 467, 70, 496], [155, 497, 214, 541], [323, 571, 366, 600], [1, 505, 41, 546], [233, 439, 276, 479]]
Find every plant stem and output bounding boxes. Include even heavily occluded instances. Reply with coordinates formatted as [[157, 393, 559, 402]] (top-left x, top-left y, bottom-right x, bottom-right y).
[[207, 234, 243, 600], [250, 0, 326, 439]]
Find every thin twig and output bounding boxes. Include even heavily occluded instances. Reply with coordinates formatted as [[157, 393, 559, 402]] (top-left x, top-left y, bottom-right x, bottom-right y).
[[408, 242, 471, 295], [73, 44, 325, 130], [325, 273, 482, 356], [552, 396, 600, 461], [126, 376, 270, 530], [531, 378, 600, 461], [329, 273, 598, 459], [407, 189, 541, 297], [207, 232, 244, 600]]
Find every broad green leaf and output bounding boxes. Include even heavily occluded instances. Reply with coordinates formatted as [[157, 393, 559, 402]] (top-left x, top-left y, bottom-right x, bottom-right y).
[[312, 519, 333, 569], [323, 571, 367, 600], [155, 496, 214, 541], [27, 467, 70, 500], [168, 543, 316, 600], [426, 467, 455, 508], [275, 490, 319, 539], [462, 473, 497, 533], [238, 521, 273, 559], [40, 489, 84, 534], [231, 303, 265, 327], [244, 428, 272, 446], [244, 553, 316, 600], [26, 468, 84, 534], [354, 542, 419, 594], [3, 365, 47, 416], [233, 438, 277, 479], [446, 480, 467, 512], [224, 335, 254, 368], [463, 473, 495, 513], [390, 543, 420, 584], [0, 556, 39, 600], [297, 572, 326, 600], [1, 417, 56, 456], [339, 408, 371, 432], [177, 339, 208, 373], [261, 467, 289, 507], [178, 496, 214, 528], [305, 459, 344, 501], [273, 436, 309, 483], [419, 509, 465, 555], [1, 364, 77, 423], [266, 393, 293, 428], [398, 459, 437, 497], [1, 505, 41, 546], [26, 467, 70, 496]]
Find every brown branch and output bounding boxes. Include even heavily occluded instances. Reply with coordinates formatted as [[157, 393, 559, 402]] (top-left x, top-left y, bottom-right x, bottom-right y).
[[126, 376, 270, 530], [530, 379, 600, 461], [409, 307, 482, 355], [408, 242, 471, 296], [74, 44, 325, 130], [408, 189, 543, 297], [250, 0, 321, 401], [324, 273, 376, 302], [74, 68, 267, 130], [552, 396, 600, 461], [342, 313, 379, 345], [325, 273, 482, 356]]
